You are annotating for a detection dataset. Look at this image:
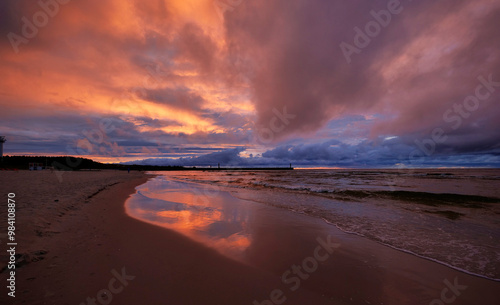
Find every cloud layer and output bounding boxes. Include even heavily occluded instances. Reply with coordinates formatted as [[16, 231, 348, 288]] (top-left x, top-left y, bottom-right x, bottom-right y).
[[1, 0, 499, 167]]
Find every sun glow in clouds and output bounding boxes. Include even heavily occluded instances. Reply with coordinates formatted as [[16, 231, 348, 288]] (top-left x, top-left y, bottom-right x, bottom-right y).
[[1, 0, 499, 167]]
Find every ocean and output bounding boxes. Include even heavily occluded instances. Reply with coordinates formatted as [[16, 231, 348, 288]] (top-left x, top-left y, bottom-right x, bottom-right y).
[[126, 168, 500, 281]]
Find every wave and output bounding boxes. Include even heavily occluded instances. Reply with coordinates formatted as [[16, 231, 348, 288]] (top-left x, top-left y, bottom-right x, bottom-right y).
[[181, 175, 500, 207], [319, 218, 500, 282], [160, 170, 500, 280], [320, 189, 499, 207]]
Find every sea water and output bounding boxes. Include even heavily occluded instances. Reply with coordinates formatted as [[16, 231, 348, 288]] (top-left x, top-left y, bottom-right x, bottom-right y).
[[127, 168, 500, 281]]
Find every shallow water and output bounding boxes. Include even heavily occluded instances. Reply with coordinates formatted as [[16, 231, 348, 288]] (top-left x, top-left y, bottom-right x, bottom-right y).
[[128, 169, 500, 281], [126, 177, 256, 261]]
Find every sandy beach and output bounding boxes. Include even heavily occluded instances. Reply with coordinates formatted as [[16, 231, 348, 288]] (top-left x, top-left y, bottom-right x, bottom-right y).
[[1, 170, 499, 305]]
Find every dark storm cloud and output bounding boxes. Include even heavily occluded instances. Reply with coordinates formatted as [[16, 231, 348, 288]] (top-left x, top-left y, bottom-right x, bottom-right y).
[[140, 87, 205, 112], [131, 143, 500, 168], [224, 0, 500, 153], [1, 0, 499, 167], [127, 147, 247, 167]]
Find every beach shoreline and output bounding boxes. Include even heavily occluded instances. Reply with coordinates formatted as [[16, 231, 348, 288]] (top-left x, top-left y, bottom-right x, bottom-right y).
[[159, 169, 500, 281], [0, 170, 151, 304], [1, 170, 499, 304], [0, 171, 339, 304]]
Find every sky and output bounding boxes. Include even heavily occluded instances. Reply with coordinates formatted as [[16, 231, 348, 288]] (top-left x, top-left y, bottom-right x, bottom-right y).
[[1, 0, 500, 168]]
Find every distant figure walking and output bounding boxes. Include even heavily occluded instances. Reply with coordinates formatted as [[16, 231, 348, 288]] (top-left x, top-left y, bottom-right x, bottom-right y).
[[128, 167, 130, 173]]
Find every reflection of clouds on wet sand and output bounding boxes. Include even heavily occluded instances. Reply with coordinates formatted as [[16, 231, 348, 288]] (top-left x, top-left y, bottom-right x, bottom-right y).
[[126, 177, 252, 261]]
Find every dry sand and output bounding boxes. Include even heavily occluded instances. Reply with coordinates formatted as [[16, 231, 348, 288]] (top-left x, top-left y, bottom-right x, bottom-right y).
[[0, 170, 499, 305]]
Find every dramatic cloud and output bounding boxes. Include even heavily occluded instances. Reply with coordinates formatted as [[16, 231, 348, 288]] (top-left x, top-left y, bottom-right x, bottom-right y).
[[224, 0, 500, 138], [1, 0, 499, 167]]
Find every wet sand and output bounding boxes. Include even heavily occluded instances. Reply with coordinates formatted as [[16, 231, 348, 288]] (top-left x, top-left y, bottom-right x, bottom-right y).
[[0, 171, 499, 304], [126, 176, 500, 305]]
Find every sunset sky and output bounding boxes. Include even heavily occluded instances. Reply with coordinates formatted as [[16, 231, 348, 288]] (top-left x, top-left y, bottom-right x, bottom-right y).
[[1, 0, 500, 167]]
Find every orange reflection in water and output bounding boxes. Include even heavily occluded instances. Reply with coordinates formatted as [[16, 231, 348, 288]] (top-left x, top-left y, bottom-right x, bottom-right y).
[[155, 209, 223, 231], [126, 179, 253, 261]]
